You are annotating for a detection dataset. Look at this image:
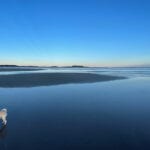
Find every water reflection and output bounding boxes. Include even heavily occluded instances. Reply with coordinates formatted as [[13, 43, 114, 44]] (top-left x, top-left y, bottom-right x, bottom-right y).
[[0, 124, 7, 150], [0, 72, 150, 149], [0, 125, 7, 139]]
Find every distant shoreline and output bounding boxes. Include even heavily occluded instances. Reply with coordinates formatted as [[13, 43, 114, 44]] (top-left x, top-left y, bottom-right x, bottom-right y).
[[0, 68, 44, 72], [0, 72, 126, 88], [0, 65, 150, 69]]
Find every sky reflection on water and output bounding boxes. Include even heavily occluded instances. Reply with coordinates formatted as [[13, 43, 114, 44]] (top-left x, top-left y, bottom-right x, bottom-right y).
[[0, 76, 150, 149]]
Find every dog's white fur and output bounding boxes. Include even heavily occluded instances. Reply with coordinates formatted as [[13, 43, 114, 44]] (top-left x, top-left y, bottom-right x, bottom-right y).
[[0, 109, 7, 125]]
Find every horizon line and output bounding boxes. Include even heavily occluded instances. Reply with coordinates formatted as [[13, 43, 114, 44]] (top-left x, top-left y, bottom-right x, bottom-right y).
[[0, 64, 150, 68]]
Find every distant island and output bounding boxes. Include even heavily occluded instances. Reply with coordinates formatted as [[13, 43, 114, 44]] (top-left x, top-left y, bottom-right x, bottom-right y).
[[0, 65, 87, 69], [0, 65, 150, 69], [0, 65, 44, 72], [0, 65, 86, 67], [71, 65, 85, 68], [0, 65, 88, 72], [0, 65, 19, 67]]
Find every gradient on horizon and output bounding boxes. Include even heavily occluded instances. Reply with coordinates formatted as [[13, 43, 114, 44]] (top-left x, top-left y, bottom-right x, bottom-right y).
[[0, 0, 150, 67]]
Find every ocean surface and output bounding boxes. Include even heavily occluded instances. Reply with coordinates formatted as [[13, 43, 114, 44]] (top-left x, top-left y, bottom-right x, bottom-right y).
[[0, 67, 150, 150]]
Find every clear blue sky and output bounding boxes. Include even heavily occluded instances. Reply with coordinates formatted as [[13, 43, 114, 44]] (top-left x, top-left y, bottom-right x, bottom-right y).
[[0, 0, 150, 66]]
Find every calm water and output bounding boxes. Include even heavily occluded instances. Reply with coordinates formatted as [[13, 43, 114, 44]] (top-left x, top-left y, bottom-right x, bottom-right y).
[[0, 68, 150, 150]]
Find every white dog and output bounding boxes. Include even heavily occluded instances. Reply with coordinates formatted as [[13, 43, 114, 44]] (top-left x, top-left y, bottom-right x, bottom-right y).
[[0, 109, 7, 125]]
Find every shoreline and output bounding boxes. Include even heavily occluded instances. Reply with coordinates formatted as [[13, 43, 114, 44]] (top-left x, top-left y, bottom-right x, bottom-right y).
[[0, 68, 43, 72], [0, 73, 126, 87]]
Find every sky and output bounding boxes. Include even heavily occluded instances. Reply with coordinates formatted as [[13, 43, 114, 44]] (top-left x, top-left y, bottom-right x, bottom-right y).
[[0, 0, 150, 67]]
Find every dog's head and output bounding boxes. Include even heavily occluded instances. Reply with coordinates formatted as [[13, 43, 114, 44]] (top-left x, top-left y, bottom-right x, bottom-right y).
[[1, 109, 7, 113]]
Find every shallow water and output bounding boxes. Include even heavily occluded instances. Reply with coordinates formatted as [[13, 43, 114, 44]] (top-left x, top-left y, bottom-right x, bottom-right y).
[[1, 67, 150, 78], [0, 68, 150, 150]]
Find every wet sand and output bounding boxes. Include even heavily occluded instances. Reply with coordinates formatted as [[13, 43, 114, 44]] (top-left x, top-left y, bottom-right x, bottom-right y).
[[0, 73, 126, 87]]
